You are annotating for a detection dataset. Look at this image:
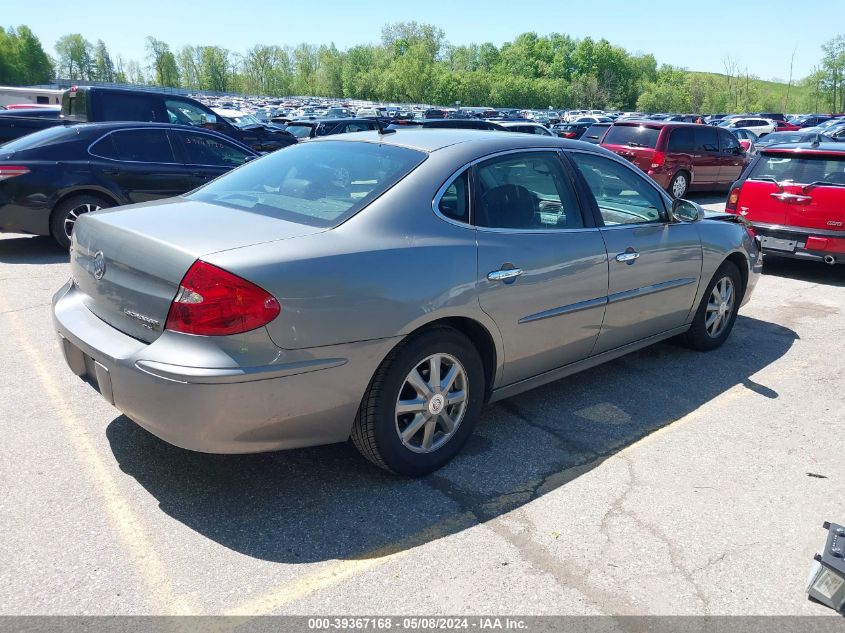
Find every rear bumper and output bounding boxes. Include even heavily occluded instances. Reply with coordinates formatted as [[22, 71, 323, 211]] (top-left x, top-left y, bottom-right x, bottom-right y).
[[751, 222, 845, 263], [52, 281, 399, 453]]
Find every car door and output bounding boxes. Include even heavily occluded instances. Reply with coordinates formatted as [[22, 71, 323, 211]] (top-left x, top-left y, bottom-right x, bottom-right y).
[[717, 130, 746, 184], [567, 151, 703, 354], [88, 128, 194, 203], [471, 150, 609, 385], [692, 126, 721, 184], [172, 129, 254, 188]]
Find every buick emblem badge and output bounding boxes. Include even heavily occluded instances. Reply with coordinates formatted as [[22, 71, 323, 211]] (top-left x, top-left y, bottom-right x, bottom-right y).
[[92, 251, 106, 280]]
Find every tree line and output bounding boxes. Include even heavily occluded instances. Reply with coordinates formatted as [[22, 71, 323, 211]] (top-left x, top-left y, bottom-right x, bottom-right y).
[[1, 22, 844, 113]]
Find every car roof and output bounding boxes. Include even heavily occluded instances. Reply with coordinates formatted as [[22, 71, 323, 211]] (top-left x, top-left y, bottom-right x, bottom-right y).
[[308, 128, 609, 154], [760, 142, 845, 157], [62, 121, 257, 151]]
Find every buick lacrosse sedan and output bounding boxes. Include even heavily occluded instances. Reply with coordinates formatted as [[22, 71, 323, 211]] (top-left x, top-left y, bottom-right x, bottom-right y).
[[53, 130, 761, 476]]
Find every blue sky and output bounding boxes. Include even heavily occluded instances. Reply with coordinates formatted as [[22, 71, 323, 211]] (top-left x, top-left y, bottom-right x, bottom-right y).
[[5, 0, 841, 81]]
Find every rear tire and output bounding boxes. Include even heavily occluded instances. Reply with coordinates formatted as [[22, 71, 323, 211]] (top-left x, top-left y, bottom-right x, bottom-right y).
[[351, 327, 485, 477], [668, 171, 689, 199], [50, 194, 112, 249], [682, 261, 743, 351]]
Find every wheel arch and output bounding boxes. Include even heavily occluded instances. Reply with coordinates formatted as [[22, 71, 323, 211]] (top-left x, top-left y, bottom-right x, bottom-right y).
[[389, 316, 502, 402], [724, 250, 750, 298], [50, 186, 123, 222]]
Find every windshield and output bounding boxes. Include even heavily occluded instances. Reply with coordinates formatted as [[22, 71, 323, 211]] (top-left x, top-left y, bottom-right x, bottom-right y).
[[187, 141, 426, 228], [232, 114, 262, 128], [602, 124, 660, 148], [749, 154, 845, 185], [284, 124, 315, 138]]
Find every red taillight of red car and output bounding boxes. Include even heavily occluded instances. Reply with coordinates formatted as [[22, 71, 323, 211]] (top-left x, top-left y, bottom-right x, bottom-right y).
[[0, 166, 30, 182], [726, 184, 742, 212], [650, 151, 666, 169], [165, 261, 281, 336]]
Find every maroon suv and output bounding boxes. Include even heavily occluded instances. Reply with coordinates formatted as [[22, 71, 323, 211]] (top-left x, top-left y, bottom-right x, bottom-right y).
[[600, 121, 749, 198]]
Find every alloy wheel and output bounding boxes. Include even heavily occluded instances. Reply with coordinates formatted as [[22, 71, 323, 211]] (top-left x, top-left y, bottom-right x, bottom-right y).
[[705, 276, 735, 338], [672, 174, 688, 198], [63, 203, 101, 240], [395, 353, 468, 454]]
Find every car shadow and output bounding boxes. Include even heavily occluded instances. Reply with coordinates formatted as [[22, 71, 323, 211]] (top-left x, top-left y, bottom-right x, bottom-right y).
[[0, 235, 67, 265], [106, 314, 797, 564], [762, 255, 845, 287]]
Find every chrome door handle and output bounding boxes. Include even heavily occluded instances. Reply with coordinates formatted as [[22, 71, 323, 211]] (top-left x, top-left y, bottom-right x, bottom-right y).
[[615, 251, 640, 263], [487, 268, 523, 281]]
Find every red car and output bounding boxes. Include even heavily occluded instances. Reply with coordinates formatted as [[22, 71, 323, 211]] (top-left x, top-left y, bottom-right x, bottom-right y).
[[725, 142, 845, 264], [600, 121, 749, 198], [774, 120, 801, 132]]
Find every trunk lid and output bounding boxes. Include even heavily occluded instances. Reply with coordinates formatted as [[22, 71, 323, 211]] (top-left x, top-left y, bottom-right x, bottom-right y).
[[71, 197, 325, 343], [736, 180, 787, 226]]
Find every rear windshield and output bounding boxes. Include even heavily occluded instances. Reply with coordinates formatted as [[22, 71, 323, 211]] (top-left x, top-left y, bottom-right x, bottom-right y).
[[749, 154, 845, 185], [187, 141, 426, 227], [0, 124, 82, 153], [602, 124, 660, 149]]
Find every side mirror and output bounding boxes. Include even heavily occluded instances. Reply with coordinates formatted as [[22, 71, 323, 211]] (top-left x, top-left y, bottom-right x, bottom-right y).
[[671, 198, 704, 223], [200, 113, 218, 126]]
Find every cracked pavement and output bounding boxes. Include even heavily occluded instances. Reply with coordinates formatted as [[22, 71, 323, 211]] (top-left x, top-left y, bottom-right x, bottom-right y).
[[1, 198, 843, 615]]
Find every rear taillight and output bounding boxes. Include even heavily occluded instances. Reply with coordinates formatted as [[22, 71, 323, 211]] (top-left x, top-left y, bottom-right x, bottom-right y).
[[726, 184, 742, 212], [165, 261, 281, 336], [650, 151, 665, 169], [563, 132, 578, 139], [0, 166, 30, 182]]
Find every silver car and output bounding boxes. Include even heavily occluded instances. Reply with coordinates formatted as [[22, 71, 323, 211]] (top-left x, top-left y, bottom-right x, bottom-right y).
[[53, 130, 762, 476]]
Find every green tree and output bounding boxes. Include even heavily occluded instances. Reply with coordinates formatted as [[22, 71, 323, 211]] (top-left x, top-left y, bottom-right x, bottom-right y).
[[198, 46, 230, 92], [55, 33, 93, 80], [146, 37, 179, 87], [92, 40, 115, 82]]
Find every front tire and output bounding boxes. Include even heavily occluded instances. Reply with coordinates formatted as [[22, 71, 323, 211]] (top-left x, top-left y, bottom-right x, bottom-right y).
[[351, 327, 485, 476], [682, 261, 743, 351], [50, 194, 112, 249]]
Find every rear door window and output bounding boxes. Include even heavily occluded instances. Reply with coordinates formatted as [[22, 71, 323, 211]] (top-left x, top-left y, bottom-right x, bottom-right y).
[[602, 125, 660, 148], [109, 129, 176, 163], [474, 152, 583, 230], [177, 131, 252, 167], [667, 128, 695, 152]]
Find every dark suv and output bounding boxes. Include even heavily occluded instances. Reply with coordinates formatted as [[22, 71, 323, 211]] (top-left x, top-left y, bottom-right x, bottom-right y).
[[601, 121, 749, 198]]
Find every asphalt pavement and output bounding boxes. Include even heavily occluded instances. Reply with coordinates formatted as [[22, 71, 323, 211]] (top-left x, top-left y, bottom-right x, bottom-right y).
[[0, 193, 843, 616]]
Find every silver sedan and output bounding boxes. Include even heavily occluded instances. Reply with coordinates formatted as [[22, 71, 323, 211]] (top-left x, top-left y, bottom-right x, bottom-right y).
[[53, 130, 762, 476]]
